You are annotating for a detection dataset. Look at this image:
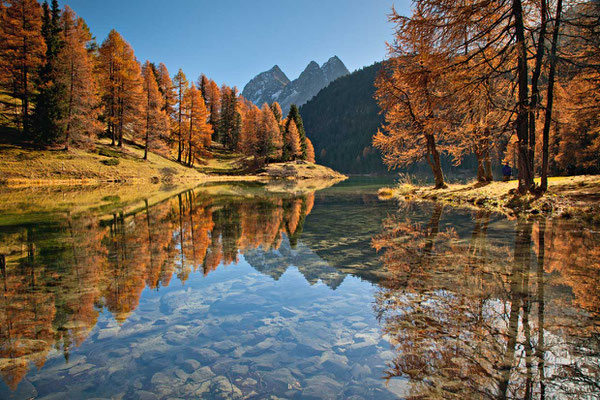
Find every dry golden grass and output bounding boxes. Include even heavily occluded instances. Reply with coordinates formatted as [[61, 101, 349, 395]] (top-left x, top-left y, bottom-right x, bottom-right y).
[[389, 175, 600, 221], [0, 139, 204, 186], [0, 140, 347, 189]]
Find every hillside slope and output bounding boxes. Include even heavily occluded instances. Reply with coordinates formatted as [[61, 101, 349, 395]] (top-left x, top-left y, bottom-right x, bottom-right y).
[[0, 140, 346, 188], [300, 63, 387, 174]]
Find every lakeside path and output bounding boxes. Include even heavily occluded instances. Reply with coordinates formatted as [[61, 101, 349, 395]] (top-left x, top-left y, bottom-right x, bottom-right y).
[[380, 175, 600, 223]]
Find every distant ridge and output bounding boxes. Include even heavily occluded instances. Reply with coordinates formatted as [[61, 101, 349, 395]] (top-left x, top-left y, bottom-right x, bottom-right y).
[[242, 56, 350, 114]]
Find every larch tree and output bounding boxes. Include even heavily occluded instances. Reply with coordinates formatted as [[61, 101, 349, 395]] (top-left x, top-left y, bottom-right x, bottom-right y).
[[141, 61, 167, 160], [238, 99, 261, 156], [97, 29, 142, 147], [283, 118, 301, 160], [156, 63, 176, 121], [374, 27, 450, 189], [551, 1, 597, 178], [390, 0, 570, 192], [97, 29, 123, 145], [115, 37, 142, 147], [540, 0, 564, 191], [0, 0, 46, 137], [205, 79, 221, 141], [57, 6, 101, 150], [173, 68, 188, 162], [445, 45, 513, 182], [183, 84, 212, 167], [259, 103, 283, 161], [306, 137, 316, 163]]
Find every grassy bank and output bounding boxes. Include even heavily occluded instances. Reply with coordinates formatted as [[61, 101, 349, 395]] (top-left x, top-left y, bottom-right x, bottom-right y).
[[380, 175, 600, 223], [0, 140, 346, 188]]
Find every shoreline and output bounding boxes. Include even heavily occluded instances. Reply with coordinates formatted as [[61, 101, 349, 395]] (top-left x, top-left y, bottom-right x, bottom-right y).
[[379, 175, 600, 223]]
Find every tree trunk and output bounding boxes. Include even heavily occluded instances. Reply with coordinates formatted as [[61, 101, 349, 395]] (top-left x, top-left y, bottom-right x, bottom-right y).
[[476, 152, 486, 182], [529, 0, 548, 175], [177, 84, 183, 162], [23, 51, 29, 137], [188, 97, 193, 167], [541, 0, 563, 192], [65, 60, 75, 151], [426, 134, 446, 189], [483, 144, 493, 182], [144, 90, 150, 160], [118, 90, 124, 147], [513, 0, 534, 193]]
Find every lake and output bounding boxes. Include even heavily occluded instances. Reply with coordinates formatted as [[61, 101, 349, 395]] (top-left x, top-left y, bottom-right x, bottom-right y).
[[0, 178, 598, 399]]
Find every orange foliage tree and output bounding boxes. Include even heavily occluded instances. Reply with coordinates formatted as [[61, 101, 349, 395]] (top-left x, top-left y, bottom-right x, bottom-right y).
[[141, 61, 168, 159], [183, 84, 212, 166], [0, 0, 45, 136], [57, 6, 101, 150], [97, 30, 142, 147]]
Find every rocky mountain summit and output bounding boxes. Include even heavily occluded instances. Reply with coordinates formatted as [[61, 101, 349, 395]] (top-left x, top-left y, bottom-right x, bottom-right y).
[[240, 65, 291, 109], [242, 56, 349, 114]]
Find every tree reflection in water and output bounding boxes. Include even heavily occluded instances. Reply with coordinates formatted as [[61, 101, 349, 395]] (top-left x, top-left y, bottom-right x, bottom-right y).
[[0, 190, 314, 390], [373, 203, 600, 399]]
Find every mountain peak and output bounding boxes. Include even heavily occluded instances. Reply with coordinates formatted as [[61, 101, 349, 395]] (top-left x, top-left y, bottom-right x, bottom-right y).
[[242, 56, 350, 114], [321, 56, 350, 83], [241, 65, 290, 106]]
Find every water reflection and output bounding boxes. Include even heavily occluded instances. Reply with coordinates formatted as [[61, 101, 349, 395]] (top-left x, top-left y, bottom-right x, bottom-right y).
[[373, 203, 600, 399], [0, 185, 598, 399], [0, 190, 315, 391]]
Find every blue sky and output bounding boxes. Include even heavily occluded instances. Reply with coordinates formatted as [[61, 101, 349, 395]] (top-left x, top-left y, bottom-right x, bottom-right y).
[[57, 0, 412, 89]]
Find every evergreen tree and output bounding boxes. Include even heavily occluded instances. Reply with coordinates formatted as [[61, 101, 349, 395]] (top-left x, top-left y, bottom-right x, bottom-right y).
[[34, 0, 68, 145], [198, 74, 210, 103], [218, 85, 241, 150], [270, 102, 282, 122], [285, 105, 307, 159]]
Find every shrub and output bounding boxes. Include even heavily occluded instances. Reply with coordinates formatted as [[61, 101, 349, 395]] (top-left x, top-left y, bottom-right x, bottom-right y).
[[98, 148, 121, 158], [101, 158, 120, 166]]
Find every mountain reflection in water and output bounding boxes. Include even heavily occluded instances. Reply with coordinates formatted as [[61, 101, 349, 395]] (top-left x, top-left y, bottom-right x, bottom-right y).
[[0, 183, 598, 399]]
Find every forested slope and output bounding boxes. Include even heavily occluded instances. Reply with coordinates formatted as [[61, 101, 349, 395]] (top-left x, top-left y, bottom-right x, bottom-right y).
[[300, 63, 387, 174]]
